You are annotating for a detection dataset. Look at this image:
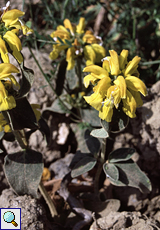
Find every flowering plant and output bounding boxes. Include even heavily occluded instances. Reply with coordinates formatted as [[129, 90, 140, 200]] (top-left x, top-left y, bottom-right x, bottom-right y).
[[49, 17, 106, 70], [83, 50, 147, 123]]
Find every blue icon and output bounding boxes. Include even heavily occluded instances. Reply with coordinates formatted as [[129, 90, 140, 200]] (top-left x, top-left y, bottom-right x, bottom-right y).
[[0, 208, 21, 230], [3, 211, 18, 227]]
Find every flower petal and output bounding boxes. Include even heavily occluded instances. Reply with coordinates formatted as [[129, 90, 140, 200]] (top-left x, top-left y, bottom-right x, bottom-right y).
[[0, 63, 19, 77], [119, 49, 128, 70], [3, 30, 23, 63], [99, 101, 113, 122], [76, 17, 85, 34], [66, 47, 75, 70], [102, 60, 110, 72], [93, 76, 111, 96], [84, 93, 103, 111], [64, 19, 74, 35], [124, 56, 141, 76], [109, 50, 121, 75], [122, 90, 136, 118], [91, 44, 106, 63], [84, 45, 96, 65], [125, 76, 147, 96], [0, 36, 9, 63], [0, 81, 16, 111], [83, 65, 109, 79], [2, 9, 25, 27], [83, 74, 98, 88], [107, 85, 121, 109], [129, 89, 143, 107], [114, 75, 126, 98]]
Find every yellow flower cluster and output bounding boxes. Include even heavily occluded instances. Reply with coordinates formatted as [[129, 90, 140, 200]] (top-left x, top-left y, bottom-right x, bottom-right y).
[[83, 50, 147, 122], [0, 1, 33, 63], [49, 18, 106, 70], [0, 2, 33, 132]]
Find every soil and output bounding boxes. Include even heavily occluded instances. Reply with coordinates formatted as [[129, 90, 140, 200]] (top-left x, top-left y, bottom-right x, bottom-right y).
[[1, 0, 160, 230]]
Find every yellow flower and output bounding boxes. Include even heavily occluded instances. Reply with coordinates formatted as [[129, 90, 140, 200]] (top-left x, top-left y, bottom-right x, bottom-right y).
[[2, 9, 25, 27], [83, 50, 147, 122], [49, 17, 106, 70], [84, 44, 106, 66], [3, 30, 23, 63], [31, 104, 41, 122], [0, 113, 11, 133], [0, 36, 9, 63], [2, 9, 33, 36], [76, 17, 85, 34], [0, 81, 16, 111]]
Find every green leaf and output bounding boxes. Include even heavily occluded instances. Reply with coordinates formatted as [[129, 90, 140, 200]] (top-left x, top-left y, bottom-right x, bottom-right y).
[[55, 58, 67, 96], [38, 118, 51, 146], [84, 129, 100, 155], [18, 62, 34, 98], [101, 119, 110, 133], [108, 148, 135, 163], [71, 156, 97, 178], [0, 131, 4, 140], [103, 163, 119, 181], [44, 94, 72, 114], [66, 66, 79, 90], [110, 107, 129, 133], [70, 150, 93, 169], [91, 127, 109, 138], [6, 97, 38, 130], [107, 159, 152, 193], [4, 149, 43, 197], [81, 108, 101, 127], [64, 39, 72, 47]]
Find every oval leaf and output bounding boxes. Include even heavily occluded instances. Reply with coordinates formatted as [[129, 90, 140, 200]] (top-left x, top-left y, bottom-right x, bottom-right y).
[[18, 62, 34, 98], [109, 148, 135, 163], [66, 66, 78, 90], [84, 129, 100, 155], [4, 149, 44, 197], [81, 108, 101, 127], [44, 94, 72, 114], [103, 163, 119, 181], [101, 119, 110, 133], [91, 127, 109, 138], [109, 160, 152, 193], [71, 156, 97, 178], [6, 97, 38, 130]]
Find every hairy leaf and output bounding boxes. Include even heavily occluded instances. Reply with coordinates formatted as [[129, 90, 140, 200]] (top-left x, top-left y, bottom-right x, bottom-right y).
[[84, 129, 100, 155], [18, 62, 34, 98], [91, 127, 109, 138], [71, 156, 97, 178], [103, 163, 119, 181], [108, 159, 152, 193], [7, 97, 38, 130], [4, 149, 43, 197], [108, 148, 135, 163]]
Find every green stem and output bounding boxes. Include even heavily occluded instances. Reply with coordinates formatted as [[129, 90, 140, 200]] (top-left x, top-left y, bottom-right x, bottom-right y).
[[140, 60, 160, 65], [39, 181, 58, 217], [13, 130, 27, 149], [27, 44, 81, 120], [76, 58, 82, 90], [94, 138, 107, 200]]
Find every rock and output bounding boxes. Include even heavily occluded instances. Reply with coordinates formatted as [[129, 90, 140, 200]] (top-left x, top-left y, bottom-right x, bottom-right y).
[[49, 153, 74, 179], [90, 211, 160, 230], [0, 189, 59, 230]]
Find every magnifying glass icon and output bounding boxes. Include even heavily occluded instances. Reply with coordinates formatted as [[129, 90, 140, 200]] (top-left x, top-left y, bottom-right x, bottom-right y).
[[3, 211, 18, 227]]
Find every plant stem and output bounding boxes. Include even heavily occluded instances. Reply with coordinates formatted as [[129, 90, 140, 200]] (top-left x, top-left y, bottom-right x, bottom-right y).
[[94, 138, 107, 200], [76, 58, 82, 90], [39, 181, 58, 217], [27, 44, 81, 120]]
